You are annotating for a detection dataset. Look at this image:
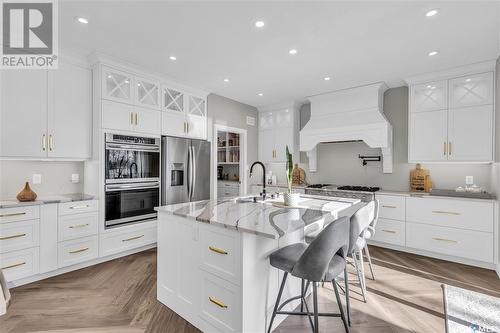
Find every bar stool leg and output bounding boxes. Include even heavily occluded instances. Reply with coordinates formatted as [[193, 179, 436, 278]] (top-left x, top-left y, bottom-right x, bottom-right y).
[[267, 272, 288, 333], [358, 250, 367, 301], [352, 251, 367, 303], [364, 245, 375, 280], [344, 268, 351, 326], [332, 279, 350, 333], [312, 283, 319, 333], [301, 279, 305, 312]]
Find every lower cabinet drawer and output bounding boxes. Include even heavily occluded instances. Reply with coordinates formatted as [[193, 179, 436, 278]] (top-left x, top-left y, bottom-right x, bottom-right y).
[[0, 205, 39, 223], [371, 218, 405, 246], [199, 225, 240, 285], [0, 247, 39, 282], [406, 222, 493, 263], [58, 200, 98, 216], [0, 219, 40, 253], [58, 236, 98, 268], [58, 212, 98, 241], [200, 271, 241, 332], [99, 225, 157, 257]]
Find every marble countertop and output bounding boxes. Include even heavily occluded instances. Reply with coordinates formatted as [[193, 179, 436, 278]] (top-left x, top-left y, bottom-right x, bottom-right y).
[[155, 194, 362, 239], [0, 193, 95, 209]]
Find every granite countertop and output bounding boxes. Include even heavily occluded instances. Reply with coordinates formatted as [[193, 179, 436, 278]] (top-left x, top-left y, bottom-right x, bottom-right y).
[[155, 194, 362, 239], [0, 193, 95, 209], [377, 189, 497, 202]]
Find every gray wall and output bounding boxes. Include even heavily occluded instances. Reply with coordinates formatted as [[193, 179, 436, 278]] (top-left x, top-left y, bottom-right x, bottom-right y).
[[297, 87, 493, 191], [0, 161, 84, 198], [207, 94, 259, 192]]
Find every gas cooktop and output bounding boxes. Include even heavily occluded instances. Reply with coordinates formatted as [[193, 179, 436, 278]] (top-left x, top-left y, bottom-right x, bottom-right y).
[[337, 186, 380, 192]]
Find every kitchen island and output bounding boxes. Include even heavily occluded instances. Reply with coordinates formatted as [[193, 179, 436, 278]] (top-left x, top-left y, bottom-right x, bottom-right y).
[[155, 195, 362, 333]]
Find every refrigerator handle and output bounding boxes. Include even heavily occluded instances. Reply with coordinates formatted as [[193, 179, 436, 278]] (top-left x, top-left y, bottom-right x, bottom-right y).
[[186, 145, 191, 200], [191, 146, 196, 201]]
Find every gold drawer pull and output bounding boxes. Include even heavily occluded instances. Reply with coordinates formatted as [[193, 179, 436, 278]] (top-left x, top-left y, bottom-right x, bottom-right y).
[[0, 212, 27, 218], [69, 204, 90, 210], [432, 237, 458, 244], [382, 205, 397, 209], [69, 224, 89, 229], [381, 229, 396, 234], [122, 235, 144, 242], [1, 261, 26, 270], [209, 296, 228, 309], [0, 233, 27, 241], [69, 247, 89, 254], [432, 210, 460, 216], [209, 246, 228, 255]]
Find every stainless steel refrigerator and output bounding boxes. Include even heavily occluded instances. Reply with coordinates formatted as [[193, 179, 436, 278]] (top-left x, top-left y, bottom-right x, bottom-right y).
[[161, 136, 211, 205]]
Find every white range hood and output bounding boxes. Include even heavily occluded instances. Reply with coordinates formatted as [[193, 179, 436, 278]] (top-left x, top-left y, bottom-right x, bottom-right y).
[[300, 82, 393, 173]]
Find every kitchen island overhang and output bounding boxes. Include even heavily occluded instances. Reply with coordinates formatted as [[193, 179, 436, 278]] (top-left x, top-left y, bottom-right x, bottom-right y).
[[155, 195, 362, 333]]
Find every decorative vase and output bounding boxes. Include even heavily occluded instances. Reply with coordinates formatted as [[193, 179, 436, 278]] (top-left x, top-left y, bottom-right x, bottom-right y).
[[283, 192, 300, 207], [16, 182, 37, 202]]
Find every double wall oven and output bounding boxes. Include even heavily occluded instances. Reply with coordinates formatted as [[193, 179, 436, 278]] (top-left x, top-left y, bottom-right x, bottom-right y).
[[105, 134, 160, 228]]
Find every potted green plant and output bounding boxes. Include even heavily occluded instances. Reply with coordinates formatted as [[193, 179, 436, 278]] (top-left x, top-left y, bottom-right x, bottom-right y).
[[283, 146, 300, 206]]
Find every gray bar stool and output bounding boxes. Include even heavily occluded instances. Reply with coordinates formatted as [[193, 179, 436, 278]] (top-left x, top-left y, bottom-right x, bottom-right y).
[[267, 216, 350, 333]]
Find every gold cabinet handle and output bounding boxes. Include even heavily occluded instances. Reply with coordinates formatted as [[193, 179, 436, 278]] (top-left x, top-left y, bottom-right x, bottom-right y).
[[0, 233, 26, 240], [382, 205, 397, 209], [209, 296, 228, 309], [135, 112, 138, 125], [183, 122, 186, 133], [0, 212, 26, 218], [186, 122, 189, 132], [69, 204, 90, 210], [131, 112, 134, 125], [1, 261, 26, 270], [432, 210, 461, 216], [448, 142, 452, 155], [432, 237, 458, 244], [381, 229, 396, 234], [122, 234, 144, 242], [209, 246, 228, 255], [69, 223, 89, 229], [69, 247, 89, 254], [443, 141, 447, 155], [42, 134, 46, 151], [49, 134, 53, 151]]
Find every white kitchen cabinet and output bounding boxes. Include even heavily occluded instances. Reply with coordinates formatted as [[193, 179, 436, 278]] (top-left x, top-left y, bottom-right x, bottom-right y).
[[186, 95, 207, 139], [410, 80, 447, 112], [135, 76, 161, 110], [162, 111, 186, 137], [408, 110, 448, 162], [47, 62, 92, 159], [133, 106, 161, 135], [0, 61, 92, 159], [258, 108, 297, 163], [447, 105, 493, 161], [0, 70, 48, 158], [407, 65, 495, 163], [102, 100, 135, 132], [161, 91, 207, 139], [102, 66, 133, 104], [449, 72, 494, 109]]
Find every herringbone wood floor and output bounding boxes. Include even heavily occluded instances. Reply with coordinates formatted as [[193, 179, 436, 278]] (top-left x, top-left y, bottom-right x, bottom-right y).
[[1, 246, 499, 333]]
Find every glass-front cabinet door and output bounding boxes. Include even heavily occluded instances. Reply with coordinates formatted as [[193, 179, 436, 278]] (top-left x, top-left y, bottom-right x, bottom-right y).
[[163, 87, 184, 113], [187, 95, 207, 139], [102, 66, 133, 103], [135, 77, 160, 109]]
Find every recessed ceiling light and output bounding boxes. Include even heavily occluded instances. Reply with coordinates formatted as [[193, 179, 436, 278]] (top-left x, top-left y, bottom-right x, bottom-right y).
[[76, 17, 88, 24], [223, 78, 229, 83], [324, 76, 331, 81], [465, 78, 471, 82], [169, 56, 177, 61], [289, 49, 298, 55], [428, 50, 438, 56], [258, 93, 263, 96], [255, 21, 265, 28], [425, 9, 439, 17]]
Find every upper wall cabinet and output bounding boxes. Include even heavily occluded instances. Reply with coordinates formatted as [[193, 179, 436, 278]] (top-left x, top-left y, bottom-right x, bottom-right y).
[[135, 77, 161, 110], [102, 67, 133, 104], [406, 62, 495, 163], [258, 107, 297, 163], [0, 61, 92, 159]]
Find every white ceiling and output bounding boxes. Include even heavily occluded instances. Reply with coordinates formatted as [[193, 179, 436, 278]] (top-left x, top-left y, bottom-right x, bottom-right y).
[[60, 1, 500, 108]]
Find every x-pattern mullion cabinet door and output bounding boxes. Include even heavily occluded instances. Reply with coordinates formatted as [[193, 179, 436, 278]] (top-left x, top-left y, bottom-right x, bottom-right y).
[[449, 72, 494, 109], [162, 86, 187, 137], [186, 95, 207, 139], [135, 77, 161, 110], [410, 80, 447, 113], [102, 66, 133, 104]]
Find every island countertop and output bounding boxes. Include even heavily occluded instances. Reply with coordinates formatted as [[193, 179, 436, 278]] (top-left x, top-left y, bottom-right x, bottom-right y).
[[155, 195, 362, 239]]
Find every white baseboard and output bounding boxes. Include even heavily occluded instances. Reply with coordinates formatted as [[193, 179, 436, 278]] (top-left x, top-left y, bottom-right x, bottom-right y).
[[367, 240, 496, 271], [9, 243, 156, 288]]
